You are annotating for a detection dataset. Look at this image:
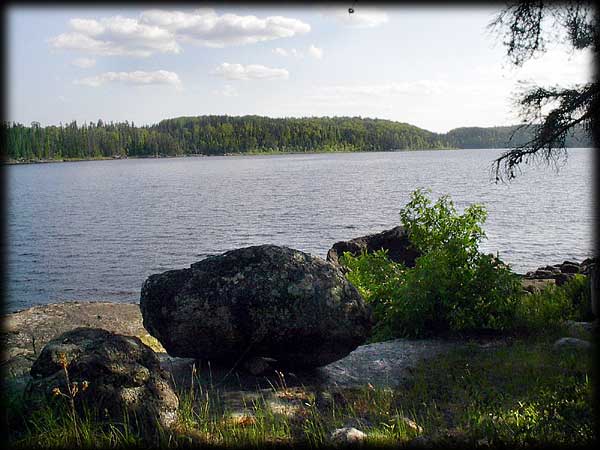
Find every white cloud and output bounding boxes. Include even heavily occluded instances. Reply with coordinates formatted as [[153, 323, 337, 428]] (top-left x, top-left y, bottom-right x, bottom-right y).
[[141, 9, 311, 47], [50, 16, 180, 57], [272, 45, 322, 59], [69, 18, 105, 36], [211, 63, 289, 80], [324, 7, 389, 28], [74, 70, 182, 88], [213, 84, 239, 97], [71, 57, 96, 68], [308, 44, 323, 60], [50, 9, 311, 57]]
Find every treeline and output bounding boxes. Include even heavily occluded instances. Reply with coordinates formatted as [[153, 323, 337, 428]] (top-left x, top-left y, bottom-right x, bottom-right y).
[[2, 116, 450, 161], [1, 116, 593, 161], [444, 124, 592, 149]]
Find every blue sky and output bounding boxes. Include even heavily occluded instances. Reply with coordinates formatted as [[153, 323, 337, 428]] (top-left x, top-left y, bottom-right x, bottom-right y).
[[7, 5, 593, 133]]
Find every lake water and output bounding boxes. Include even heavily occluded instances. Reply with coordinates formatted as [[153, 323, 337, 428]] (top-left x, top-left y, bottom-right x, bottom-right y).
[[5, 148, 595, 313]]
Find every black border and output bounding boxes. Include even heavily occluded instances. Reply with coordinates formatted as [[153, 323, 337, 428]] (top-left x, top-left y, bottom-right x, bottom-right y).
[[0, 2, 598, 449]]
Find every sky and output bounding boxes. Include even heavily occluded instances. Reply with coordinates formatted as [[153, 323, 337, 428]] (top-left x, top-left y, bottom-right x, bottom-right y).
[[7, 5, 593, 133]]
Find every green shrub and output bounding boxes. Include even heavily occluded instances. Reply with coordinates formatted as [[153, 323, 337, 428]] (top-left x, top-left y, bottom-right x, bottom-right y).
[[342, 188, 522, 339], [341, 250, 406, 339], [515, 274, 594, 332], [561, 274, 593, 321], [515, 285, 575, 333], [390, 250, 521, 337]]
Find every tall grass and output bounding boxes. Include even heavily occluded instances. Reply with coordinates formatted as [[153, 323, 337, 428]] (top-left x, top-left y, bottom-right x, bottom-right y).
[[5, 335, 593, 448]]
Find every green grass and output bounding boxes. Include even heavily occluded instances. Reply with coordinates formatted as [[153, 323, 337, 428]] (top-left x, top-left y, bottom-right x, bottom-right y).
[[3, 331, 594, 448]]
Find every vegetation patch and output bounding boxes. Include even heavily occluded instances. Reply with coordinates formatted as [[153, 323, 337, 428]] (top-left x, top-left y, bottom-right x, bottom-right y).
[[342, 188, 523, 340], [3, 333, 593, 448]]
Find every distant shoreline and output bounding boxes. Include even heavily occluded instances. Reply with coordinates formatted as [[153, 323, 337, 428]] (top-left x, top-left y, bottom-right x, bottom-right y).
[[5, 146, 594, 166], [4, 148, 460, 166]]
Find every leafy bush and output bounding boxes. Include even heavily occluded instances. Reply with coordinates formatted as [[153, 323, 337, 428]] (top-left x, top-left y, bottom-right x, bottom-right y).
[[342, 250, 406, 339], [390, 250, 521, 337], [342, 188, 522, 338], [515, 274, 593, 332], [561, 274, 593, 321], [514, 285, 575, 333]]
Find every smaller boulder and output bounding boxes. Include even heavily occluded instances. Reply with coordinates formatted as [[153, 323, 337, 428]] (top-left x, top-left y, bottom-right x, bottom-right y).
[[565, 321, 594, 341], [25, 327, 179, 436], [580, 258, 596, 276], [553, 337, 591, 351], [330, 427, 367, 445], [560, 262, 580, 274], [530, 269, 556, 279], [326, 226, 420, 267], [242, 356, 275, 376], [521, 278, 555, 294], [555, 272, 575, 286]]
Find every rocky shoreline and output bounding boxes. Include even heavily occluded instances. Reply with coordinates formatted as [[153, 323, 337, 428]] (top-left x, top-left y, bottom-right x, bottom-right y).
[[3, 227, 595, 384], [2, 229, 595, 437], [1, 300, 469, 389]]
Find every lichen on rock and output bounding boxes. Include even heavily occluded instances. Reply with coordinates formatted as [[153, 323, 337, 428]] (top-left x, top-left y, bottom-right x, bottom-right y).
[[24, 327, 179, 436], [140, 244, 372, 368]]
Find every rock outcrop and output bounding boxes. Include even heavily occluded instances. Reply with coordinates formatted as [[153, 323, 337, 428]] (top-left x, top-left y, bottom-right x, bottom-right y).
[[326, 226, 420, 267], [24, 327, 178, 434], [523, 258, 595, 286], [1, 301, 164, 378], [140, 245, 371, 368], [553, 337, 591, 351]]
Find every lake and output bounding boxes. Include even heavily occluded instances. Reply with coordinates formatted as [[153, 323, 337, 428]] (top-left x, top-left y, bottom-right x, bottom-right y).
[[5, 148, 595, 313]]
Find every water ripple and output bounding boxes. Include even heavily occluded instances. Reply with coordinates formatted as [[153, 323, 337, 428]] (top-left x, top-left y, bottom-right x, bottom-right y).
[[5, 148, 594, 312]]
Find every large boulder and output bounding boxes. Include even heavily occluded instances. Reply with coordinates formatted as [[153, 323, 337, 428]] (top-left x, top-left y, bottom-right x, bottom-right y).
[[140, 245, 371, 368], [326, 226, 420, 267], [24, 327, 178, 435]]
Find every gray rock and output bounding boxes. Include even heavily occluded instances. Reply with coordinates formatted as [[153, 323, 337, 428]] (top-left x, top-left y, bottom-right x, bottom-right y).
[[140, 245, 371, 368], [24, 327, 179, 435], [521, 278, 555, 293], [330, 427, 367, 445], [315, 338, 460, 388], [242, 356, 274, 376], [553, 337, 591, 351], [0, 301, 161, 378], [560, 262, 580, 274], [580, 258, 595, 276], [326, 226, 420, 267], [555, 272, 575, 286], [531, 269, 556, 279], [565, 321, 594, 340]]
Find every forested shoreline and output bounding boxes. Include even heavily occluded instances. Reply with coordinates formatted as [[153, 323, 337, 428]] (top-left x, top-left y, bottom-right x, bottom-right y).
[[2, 115, 592, 162]]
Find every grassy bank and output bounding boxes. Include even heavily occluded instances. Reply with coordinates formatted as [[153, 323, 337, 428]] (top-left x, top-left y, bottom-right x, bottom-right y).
[[3, 327, 594, 448]]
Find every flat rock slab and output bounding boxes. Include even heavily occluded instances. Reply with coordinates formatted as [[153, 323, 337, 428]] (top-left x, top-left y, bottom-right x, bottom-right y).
[[1, 301, 164, 378], [2, 302, 478, 409]]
